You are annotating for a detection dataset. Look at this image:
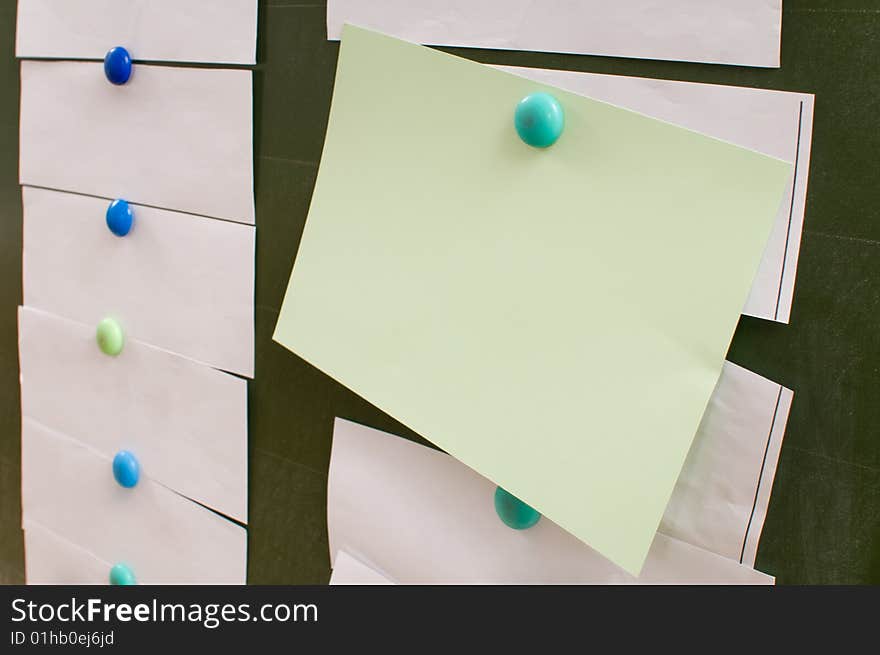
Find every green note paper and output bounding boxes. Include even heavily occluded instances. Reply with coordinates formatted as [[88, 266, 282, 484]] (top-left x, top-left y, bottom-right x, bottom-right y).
[[275, 25, 792, 574]]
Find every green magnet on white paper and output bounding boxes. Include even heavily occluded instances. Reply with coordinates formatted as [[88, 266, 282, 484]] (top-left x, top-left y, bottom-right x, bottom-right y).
[[96, 317, 124, 356], [494, 486, 541, 530], [109, 563, 136, 585]]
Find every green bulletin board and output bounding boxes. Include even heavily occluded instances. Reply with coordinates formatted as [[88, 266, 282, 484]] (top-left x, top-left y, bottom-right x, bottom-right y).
[[0, 1, 877, 584]]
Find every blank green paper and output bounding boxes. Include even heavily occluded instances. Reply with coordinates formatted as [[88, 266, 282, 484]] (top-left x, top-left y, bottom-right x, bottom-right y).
[[274, 25, 792, 574]]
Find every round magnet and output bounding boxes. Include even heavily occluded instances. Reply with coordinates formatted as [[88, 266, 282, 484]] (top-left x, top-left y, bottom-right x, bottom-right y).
[[112, 450, 140, 488], [514, 92, 564, 148], [95, 317, 124, 356], [106, 199, 134, 237], [109, 563, 137, 585], [494, 486, 541, 530], [104, 46, 132, 85]]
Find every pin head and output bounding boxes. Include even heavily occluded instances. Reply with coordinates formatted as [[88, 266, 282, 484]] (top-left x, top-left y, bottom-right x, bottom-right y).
[[104, 46, 132, 85], [109, 563, 136, 585], [494, 486, 541, 530], [96, 317, 124, 356], [514, 92, 564, 148], [112, 450, 140, 488], [106, 199, 134, 237]]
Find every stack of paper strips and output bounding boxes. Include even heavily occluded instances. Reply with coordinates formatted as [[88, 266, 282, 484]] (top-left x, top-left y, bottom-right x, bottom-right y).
[[327, 1, 783, 67], [328, 362, 793, 584], [15, 0, 258, 584], [275, 26, 794, 576]]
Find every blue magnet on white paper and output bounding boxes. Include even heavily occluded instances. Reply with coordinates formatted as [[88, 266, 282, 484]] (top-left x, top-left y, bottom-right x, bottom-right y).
[[106, 199, 134, 237], [514, 92, 564, 148], [494, 486, 541, 530], [104, 46, 132, 85], [112, 450, 140, 488]]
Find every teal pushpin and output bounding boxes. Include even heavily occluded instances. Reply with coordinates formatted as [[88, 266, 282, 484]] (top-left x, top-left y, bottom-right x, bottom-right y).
[[494, 486, 541, 530], [514, 92, 565, 148], [96, 317, 124, 356], [109, 563, 136, 585]]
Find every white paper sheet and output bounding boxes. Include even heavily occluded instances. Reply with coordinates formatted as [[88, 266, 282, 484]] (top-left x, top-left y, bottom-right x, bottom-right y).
[[16, 0, 258, 65], [22, 187, 255, 377], [662, 361, 793, 566], [328, 1, 782, 67], [18, 306, 248, 523], [24, 519, 111, 585], [330, 550, 395, 585], [328, 361, 791, 583], [498, 67, 814, 323], [19, 61, 254, 224], [329, 418, 773, 584], [21, 417, 247, 584]]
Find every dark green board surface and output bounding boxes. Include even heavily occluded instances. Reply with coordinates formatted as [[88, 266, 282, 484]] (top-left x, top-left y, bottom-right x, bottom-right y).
[[1, 1, 878, 584]]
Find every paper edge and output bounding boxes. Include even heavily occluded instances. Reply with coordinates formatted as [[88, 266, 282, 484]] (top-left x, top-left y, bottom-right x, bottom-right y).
[[326, 11, 782, 69], [740, 386, 794, 567], [15, 0, 259, 65]]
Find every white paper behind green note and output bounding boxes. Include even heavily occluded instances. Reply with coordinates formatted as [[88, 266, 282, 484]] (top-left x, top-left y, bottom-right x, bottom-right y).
[[274, 26, 792, 574]]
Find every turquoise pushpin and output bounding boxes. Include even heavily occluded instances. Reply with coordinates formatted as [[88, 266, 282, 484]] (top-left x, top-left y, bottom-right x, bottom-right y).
[[96, 317, 124, 356], [494, 486, 541, 530], [104, 46, 132, 85], [112, 450, 140, 488], [109, 563, 136, 585], [514, 92, 564, 148], [106, 199, 134, 237]]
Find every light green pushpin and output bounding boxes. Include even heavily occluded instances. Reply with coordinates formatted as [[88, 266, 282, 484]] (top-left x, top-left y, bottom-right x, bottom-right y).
[[96, 317, 124, 356], [109, 563, 136, 585]]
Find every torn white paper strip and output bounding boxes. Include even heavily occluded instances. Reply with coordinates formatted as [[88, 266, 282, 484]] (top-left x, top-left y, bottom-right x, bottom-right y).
[[498, 67, 814, 323], [24, 519, 110, 585], [18, 306, 249, 523], [329, 550, 395, 585], [328, 1, 782, 67], [16, 0, 258, 65], [22, 417, 247, 584], [662, 361, 793, 566], [327, 378, 785, 584], [22, 187, 255, 377], [330, 535, 771, 584], [19, 61, 254, 224]]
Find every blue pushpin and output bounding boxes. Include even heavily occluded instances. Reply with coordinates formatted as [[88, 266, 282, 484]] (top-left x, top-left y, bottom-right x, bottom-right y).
[[112, 450, 140, 488], [494, 486, 541, 530], [514, 92, 564, 148], [104, 46, 132, 85], [109, 563, 136, 585], [105, 199, 134, 237]]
